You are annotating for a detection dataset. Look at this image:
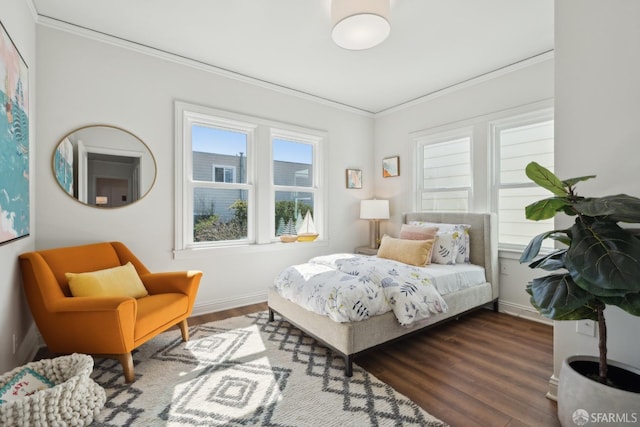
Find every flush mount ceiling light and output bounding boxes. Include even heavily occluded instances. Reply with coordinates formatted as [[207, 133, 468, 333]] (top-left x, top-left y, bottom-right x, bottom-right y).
[[331, 0, 391, 50]]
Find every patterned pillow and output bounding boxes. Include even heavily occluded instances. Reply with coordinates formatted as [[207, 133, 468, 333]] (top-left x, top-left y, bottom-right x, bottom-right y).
[[430, 231, 459, 265], [409, 221, 471, 264]]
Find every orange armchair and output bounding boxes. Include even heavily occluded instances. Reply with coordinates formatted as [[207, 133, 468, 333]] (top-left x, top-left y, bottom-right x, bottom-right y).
[[19, 242, 202, 383]]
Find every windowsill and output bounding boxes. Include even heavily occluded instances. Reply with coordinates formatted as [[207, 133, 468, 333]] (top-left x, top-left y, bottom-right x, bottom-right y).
[[499, 246, 555, 260], [173, 238, 329, 259]]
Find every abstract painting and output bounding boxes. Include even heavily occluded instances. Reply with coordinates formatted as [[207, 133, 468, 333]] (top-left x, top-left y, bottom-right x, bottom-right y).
[[0, 20, 29, 245]]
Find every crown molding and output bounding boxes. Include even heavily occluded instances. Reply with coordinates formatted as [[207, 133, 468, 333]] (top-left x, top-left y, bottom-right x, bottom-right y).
[[36, 15, 375, 118], [376, 50, 555, 117]]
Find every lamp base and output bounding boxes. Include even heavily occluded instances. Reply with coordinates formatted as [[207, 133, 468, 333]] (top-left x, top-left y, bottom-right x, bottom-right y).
[[368, 220, 381, 249]]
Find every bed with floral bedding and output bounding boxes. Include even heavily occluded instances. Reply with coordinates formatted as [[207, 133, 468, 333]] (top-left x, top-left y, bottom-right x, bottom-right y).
[[268, 212, 499, 376]]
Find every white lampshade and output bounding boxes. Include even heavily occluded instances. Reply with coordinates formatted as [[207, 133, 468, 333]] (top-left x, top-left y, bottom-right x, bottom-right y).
[[360, 199, 390, 220], [331, 0, 391, 50]]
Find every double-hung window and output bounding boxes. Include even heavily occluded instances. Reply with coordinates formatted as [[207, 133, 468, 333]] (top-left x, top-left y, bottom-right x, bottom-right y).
[[175, 102, 325, 251], [414, 129, 472, 212], [492, 109, 554, 249]]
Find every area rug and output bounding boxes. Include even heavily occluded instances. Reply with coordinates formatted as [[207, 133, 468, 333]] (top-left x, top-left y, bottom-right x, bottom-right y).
[[89, 311, 447, 426]]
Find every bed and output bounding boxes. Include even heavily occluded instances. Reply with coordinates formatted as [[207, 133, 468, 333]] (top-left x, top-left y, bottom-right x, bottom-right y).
[[267, 212, 499, 376]]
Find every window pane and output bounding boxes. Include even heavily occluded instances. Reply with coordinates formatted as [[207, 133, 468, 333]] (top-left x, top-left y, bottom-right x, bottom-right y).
[[499, 120, 554, 185], [420, 190, 469, 212], [275, 191, 314, 235], [499, 187, 554, 248], [273, 139, 313, 187], [192, 125, 247, 183], [423, 137, 471, 189], [193, 188, 248, 242]]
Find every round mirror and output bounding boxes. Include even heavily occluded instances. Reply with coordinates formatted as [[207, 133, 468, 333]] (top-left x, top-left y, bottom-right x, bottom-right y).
[[52, 125, 157, 208]]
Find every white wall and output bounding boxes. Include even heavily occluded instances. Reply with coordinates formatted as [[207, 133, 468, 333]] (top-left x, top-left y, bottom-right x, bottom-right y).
[[552, 0, 640, 390], [373, 57, 555, 321], [0, 0, 37, 372], [35, 25, 374, 317]]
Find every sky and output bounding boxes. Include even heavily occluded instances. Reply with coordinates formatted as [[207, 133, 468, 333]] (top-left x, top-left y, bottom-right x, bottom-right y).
[[192, 125, 311, 164]]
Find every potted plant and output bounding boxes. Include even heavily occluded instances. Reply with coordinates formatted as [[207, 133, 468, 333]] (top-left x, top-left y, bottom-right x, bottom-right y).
[[519, 161, 640, 426]]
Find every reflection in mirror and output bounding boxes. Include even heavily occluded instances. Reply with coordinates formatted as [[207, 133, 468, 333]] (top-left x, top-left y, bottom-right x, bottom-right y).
[[53, 125, 156, 208]]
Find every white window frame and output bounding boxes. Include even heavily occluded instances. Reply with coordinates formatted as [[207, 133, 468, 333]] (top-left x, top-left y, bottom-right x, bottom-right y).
[[491, 107, 555, 251], [174, 101, 327, 255], [411, 127, 474, 213]]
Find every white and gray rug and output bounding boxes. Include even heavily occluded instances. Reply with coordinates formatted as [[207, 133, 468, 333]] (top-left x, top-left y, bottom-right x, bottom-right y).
[[90, 311, 447, 426]]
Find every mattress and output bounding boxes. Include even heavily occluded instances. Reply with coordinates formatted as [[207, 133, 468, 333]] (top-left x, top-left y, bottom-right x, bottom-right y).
[[421, 263, 487, 296]]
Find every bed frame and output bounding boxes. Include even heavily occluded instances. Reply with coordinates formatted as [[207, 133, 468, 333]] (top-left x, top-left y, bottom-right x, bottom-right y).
[[267, 212, 499, 376]]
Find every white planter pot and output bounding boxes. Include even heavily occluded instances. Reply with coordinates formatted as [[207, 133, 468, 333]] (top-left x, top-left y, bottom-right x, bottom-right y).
[[558, 355, 640, 427]]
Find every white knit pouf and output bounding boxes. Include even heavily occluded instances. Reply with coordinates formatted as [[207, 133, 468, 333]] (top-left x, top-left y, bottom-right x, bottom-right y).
[[0, 353, 106, 426]]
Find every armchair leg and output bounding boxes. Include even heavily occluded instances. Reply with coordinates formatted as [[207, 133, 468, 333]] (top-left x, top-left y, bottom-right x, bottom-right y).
[[179, 319, 189, 342], [117, 352, 135, 383]]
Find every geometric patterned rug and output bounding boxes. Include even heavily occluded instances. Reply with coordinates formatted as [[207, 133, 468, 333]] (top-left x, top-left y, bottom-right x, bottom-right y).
[[89, 311, 448, 426]]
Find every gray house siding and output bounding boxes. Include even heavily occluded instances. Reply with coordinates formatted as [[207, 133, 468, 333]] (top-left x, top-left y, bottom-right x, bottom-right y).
[[193, 151, 312, 222]]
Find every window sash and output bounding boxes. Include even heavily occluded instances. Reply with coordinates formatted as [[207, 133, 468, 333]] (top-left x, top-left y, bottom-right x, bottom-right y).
[[493, 111, 554, 249]]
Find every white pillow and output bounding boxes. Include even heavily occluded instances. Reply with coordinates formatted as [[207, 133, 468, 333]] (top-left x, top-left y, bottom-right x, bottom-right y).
[[409, 221, 471, 264]]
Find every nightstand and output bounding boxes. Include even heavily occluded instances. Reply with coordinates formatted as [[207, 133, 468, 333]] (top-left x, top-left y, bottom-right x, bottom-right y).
[[354, 246, 378, 256]]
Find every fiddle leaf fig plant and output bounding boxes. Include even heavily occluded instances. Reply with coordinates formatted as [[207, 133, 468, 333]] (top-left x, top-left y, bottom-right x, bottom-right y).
[[519, 161, 640, 386]]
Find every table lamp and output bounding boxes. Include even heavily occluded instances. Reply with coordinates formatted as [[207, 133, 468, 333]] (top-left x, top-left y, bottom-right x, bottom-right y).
[[360, 199, 390, 249]]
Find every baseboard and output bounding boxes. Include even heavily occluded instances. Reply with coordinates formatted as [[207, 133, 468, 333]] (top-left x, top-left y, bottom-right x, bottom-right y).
[[546, 374, 559, 401], [18, 322, 42, 366], [498, 300, 552, 325], [191, 291, 268, 317]]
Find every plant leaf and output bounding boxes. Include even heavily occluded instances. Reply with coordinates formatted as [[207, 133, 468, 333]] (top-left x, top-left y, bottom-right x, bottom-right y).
[[565, 220, 640, 295], [573, 194, 640, 223], [525, 198, 567, 220], [528, 249, 566, 271], [520, 230, 567, 263], [525, 162, 567, 196], [526, 274, 596, 320], [602, 293, 640, 316], [562, 175, 596, 188]]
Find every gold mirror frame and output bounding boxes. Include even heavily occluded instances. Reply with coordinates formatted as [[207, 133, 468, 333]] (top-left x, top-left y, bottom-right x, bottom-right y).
[[52, 125, 157, 208]]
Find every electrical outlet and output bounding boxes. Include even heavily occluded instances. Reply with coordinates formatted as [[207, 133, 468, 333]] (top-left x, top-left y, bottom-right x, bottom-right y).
[[576, 320, 596, 337]]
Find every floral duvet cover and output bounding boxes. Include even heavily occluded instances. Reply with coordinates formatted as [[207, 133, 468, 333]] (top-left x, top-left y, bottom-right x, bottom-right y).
[[273, 253, 448, 326]]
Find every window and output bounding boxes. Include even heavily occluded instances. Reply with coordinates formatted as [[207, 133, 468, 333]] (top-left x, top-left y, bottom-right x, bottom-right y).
[[175, 102, 326, 251], [414, 129, 472, 212], [272, 135, 317, 237], [492, 110, 554, 249], [213, 165, 235, 183]]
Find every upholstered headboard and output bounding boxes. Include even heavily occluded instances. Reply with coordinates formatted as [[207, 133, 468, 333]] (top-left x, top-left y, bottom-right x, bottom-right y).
[[403, 212, 499, 300]]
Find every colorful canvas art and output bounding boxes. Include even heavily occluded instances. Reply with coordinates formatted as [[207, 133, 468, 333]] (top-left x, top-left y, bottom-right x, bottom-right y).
[[0, 21, 29, 245]]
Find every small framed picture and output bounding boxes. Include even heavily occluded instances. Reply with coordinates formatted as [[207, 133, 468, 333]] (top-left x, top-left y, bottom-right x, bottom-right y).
[[382, 156, 400, 178], [346, 169, 362, 189]]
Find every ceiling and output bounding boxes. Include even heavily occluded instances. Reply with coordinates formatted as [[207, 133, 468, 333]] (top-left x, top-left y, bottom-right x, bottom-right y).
[[32, 0, 554, 114]]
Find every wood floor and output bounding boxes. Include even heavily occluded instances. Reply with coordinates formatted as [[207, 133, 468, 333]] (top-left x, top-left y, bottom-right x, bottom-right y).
[[193, 303, 560, 427]]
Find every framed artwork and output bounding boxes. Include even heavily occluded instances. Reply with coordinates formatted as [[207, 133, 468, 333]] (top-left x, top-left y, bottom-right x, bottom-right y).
[[346, 169, 362, 189], [382, 156, 399, 178], [0, 20, 30, 245]]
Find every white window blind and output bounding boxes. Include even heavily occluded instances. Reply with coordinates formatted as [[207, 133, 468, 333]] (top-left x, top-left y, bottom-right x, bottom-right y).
[[418, 135, 472, 212], [494, 115, 554, 248]]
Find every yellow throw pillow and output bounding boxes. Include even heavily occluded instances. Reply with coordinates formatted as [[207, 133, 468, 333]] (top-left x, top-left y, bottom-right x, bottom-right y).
[[377, 235, 435, 267], [66, 262, 148, 298]]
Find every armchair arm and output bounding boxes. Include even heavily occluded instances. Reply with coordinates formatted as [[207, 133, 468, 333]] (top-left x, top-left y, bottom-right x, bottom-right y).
[[39, 296, 138, 355], [140, 271, 202, 295]]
